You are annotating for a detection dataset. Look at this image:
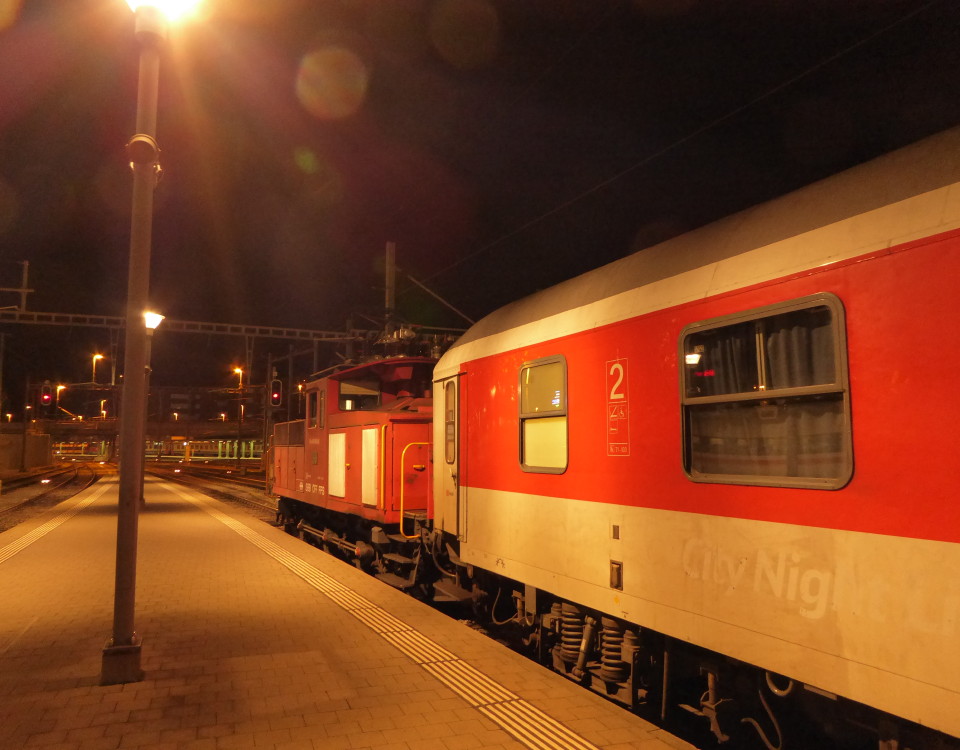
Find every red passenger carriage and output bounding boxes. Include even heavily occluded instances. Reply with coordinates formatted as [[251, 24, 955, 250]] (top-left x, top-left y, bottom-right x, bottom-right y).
[[275, 129, 960, 748]]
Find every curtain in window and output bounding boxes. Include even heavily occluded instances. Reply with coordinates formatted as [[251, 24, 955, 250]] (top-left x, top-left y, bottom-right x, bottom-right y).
[[688, 396, 844, 479], [765, 308, 835, 389], [687, 321, 758, 397]]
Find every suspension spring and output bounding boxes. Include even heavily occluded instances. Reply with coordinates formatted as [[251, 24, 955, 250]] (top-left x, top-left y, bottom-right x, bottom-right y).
[[599, 616, 630, 682], [559, 602, 584, 663]]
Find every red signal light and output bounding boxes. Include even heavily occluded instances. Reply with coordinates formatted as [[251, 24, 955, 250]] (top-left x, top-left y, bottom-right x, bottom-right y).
[[269, 379, 282, 407]]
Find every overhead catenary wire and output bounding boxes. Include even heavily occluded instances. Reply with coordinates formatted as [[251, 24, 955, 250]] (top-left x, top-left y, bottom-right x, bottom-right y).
[[420, 0, 945, 287]]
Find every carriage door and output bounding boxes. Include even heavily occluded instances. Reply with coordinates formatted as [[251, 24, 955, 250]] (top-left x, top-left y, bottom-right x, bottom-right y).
[[434, 375, 465, 539]]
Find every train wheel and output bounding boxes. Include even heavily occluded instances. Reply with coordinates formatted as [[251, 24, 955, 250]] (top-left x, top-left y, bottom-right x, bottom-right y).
[[412, 582, 434, 602], [471, 583, 491, 622]]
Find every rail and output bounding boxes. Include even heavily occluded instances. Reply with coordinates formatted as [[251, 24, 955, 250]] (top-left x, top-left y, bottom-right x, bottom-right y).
[[0, 464, 99, 518], [148, 465, 276, 516]]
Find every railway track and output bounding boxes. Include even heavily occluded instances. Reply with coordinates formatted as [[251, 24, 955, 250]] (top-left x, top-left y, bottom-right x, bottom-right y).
[[0, 463, 102, 532], [148, 464, 277, 517]]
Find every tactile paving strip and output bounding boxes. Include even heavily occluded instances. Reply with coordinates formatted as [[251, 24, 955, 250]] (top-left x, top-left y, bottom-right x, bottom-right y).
[[0, 482, 110, 565], [173, 485, 602, 750]]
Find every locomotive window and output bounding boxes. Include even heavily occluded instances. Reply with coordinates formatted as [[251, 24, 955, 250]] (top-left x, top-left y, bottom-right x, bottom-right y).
[[520, 357, 567, 473], [340, 378, 380, 411], [680, 294, 851, 489], [307, 391, 318, 429]]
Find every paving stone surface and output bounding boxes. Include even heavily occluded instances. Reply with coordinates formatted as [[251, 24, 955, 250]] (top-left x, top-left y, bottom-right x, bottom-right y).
[[0, 474, 695, 750]]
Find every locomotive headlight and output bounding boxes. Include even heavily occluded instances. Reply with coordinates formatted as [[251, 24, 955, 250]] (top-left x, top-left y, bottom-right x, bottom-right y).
[[685, 353, 702, 365]]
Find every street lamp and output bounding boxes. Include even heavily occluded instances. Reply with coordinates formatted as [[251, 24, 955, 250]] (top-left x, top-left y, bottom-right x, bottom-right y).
[[144, 312, 164, 400], [102, 0, 200, 687], [142, 312, 163, 502], [233, 367, 244, 470], [143, 312, 164, 424], [144, 311, 165, 331], [92, 353, 104, 383]]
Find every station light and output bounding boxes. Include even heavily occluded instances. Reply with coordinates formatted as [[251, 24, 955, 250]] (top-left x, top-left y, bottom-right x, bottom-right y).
[[270, 379, 283, 407]]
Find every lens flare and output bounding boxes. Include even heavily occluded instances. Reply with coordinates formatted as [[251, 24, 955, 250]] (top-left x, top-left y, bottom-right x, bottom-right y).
[[429, 0, 500, 70], [292, 147, 344, 206], [0, 0, 22, 31], [199, 0, 306, 25], [127, 0, 201, 23], [293, 147, 320, 175], [295, 46, 369, 120]]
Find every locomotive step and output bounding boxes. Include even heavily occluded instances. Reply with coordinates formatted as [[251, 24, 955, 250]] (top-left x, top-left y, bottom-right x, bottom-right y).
[[444, 542, 463, 566], [381, 552, 415, 566], [386, 533, 418, 544], [432, 578, 472, 603]]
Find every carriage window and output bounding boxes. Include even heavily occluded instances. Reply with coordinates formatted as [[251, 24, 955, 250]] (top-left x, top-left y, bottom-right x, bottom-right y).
[[520, 357, 567, 473], [680, 294, 851, 489], [444, 381, 457, 464]]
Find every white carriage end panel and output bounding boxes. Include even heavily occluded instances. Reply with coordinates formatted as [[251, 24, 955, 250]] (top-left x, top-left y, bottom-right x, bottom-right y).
[[361, 427, 378, 507], [459, 487, 960, 738], [432, 374, 461, 537], [328, 432, 346, 498]]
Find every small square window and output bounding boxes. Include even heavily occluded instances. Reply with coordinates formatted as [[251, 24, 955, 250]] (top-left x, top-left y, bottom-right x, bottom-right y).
[[520, 357, 567, 473]]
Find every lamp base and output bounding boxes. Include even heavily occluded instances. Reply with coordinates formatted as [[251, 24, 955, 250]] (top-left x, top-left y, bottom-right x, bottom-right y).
[[100, 637, 144, 685]]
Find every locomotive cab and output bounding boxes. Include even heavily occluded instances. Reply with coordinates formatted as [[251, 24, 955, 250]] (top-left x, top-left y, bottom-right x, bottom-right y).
[[272, 357, 435, 578]]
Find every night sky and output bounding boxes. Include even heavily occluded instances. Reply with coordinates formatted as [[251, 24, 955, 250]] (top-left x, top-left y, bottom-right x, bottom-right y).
[[1, 0, 959, 404]]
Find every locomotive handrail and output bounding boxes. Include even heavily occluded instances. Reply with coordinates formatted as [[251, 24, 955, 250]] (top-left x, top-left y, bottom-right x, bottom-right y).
[[399, 441, 431, 539]]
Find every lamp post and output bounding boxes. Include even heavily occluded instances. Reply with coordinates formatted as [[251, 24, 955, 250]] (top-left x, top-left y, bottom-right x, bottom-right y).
[[92, 353, 104, 383], [142, 312, 164, 496], [233, 368, 243, 470], [101, 0, 199, 687], [144, 312, 164, 394]]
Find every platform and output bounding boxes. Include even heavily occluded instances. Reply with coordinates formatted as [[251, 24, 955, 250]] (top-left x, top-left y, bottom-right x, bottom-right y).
[[0, 475, 694, 750]]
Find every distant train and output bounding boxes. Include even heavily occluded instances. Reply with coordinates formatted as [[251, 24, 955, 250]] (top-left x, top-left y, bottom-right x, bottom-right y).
[[273, 128, 960, 749]]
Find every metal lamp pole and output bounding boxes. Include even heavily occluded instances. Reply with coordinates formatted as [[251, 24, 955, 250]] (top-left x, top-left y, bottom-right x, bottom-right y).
[[101, 2, 169, 686], [142, 312, 164, 499], [234, 368, 243, 471]]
